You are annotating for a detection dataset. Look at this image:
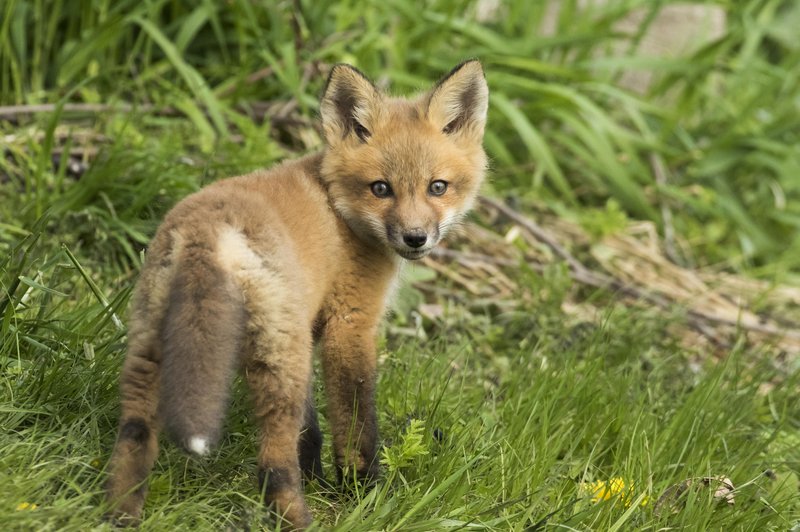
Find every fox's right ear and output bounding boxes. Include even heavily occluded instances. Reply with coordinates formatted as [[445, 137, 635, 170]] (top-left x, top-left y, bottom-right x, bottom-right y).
[[320, 64, 381, 145]]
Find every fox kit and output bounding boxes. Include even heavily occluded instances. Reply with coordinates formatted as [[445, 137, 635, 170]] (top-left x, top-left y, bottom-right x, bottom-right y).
[[106, 60, 488, 528]]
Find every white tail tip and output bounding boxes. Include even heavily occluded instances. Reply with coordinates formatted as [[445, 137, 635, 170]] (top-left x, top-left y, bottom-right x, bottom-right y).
[[188, 436, 210, 456]]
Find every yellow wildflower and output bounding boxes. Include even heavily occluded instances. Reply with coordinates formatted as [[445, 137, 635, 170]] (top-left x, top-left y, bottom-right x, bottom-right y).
[[581, 477, 649, 507], [16, 502, 38, 511]]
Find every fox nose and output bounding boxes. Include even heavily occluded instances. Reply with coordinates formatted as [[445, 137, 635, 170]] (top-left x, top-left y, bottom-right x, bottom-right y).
[[402, 230, 428, 249]]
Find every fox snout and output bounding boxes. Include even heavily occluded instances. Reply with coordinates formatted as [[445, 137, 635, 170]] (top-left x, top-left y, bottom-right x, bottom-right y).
[[387, 225, 440, 259]]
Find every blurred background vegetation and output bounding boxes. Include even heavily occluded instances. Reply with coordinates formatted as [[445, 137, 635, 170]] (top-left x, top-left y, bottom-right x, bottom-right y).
[[2, 0, 799, 276]]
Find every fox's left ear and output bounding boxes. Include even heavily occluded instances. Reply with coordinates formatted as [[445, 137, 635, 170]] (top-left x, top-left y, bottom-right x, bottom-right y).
[[426, 60, 489, 143], [320, 64, 381, 145]]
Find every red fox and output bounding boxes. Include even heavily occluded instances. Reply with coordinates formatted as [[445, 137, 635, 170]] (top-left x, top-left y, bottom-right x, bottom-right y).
[[105, 60, 488, 529]]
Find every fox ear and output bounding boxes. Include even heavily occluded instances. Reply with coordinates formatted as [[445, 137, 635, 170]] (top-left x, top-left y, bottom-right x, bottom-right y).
[[320, 64, 381, 145], [426, 60, 489, 142]]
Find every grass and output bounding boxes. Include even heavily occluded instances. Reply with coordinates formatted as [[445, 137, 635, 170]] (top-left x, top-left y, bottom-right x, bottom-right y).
[[2, 0, 799, 530]]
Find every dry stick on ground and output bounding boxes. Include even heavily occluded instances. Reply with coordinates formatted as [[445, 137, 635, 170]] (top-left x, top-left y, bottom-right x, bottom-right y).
[[0, 101, 308, 127], [478, 196, 800, 344], [0, 103, 151, 117]]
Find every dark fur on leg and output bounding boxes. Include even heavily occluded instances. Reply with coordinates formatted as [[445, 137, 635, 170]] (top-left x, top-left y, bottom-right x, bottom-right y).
[[298, 399, 325, 482]]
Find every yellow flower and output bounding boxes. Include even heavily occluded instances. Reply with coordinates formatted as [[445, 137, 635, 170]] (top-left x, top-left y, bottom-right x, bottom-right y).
[[16, 502, 38, 511], [581, 477, 649, 507]]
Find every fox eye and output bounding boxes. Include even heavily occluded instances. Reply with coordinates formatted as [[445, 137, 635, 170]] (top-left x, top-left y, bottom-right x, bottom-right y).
[[354, 122, 371, 142], [429, 180, 448, 196], [370, 181, 392, 198]]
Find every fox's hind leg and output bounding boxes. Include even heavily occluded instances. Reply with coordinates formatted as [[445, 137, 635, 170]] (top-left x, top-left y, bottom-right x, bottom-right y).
[[246, 353, 312, 528], [244, 317, 313, 528], [105, 310, 163, 524]]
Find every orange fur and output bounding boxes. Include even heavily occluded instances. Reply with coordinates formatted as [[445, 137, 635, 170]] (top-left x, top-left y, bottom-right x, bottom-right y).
[[105, 61, 488, 529]]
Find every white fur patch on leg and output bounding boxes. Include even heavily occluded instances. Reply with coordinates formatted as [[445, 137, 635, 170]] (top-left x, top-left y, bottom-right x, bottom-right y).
[[188, 436, 210, 456]]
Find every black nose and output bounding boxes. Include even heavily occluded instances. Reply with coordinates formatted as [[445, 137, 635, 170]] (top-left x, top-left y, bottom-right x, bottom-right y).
[[402, 231, 428, 249]]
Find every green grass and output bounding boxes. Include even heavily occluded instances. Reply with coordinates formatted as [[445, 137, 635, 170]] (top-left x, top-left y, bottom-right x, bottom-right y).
[[2, 259, 798, 530], [2, 0, 799, 530]]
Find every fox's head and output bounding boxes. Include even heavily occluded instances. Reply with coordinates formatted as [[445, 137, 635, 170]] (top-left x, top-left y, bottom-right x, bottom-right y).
[[319, 61, 488, 260]]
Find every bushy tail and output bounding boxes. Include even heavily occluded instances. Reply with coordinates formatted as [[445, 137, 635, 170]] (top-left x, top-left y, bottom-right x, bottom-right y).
[[158, 248, 245, 455]]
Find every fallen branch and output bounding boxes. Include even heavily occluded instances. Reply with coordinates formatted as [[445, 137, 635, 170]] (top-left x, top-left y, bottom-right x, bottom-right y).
[[0, 102, 145, 117], [0, 101, 311, 128]]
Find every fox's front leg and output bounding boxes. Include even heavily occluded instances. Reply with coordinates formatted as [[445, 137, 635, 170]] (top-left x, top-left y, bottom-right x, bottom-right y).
[[320, 312, 381, 486]]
